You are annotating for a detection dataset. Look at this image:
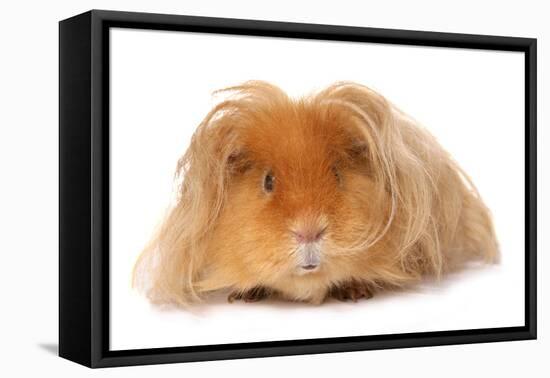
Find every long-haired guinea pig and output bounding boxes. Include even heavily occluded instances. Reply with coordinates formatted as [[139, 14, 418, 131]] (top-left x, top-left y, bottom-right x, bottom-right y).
[[133, 81, 499, 306]]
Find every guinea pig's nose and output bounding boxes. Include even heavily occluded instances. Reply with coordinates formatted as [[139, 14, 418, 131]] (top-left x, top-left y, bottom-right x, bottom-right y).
[[293, 226, 326, 244]]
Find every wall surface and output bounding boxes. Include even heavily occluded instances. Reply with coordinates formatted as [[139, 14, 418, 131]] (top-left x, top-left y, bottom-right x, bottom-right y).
[[109, 28, 525, 351], [0, 0, 547, 376]]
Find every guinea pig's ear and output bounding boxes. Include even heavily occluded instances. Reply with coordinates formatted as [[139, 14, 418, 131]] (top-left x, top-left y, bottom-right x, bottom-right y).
[[334, 138, 375, 181], [318, 83, 393, 182], [226, 150, 252, 175], [345, 139, 371, 165], [133, 104, 245, 306]]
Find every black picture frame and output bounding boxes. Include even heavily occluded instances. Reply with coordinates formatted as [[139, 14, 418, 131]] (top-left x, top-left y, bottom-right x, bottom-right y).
[[59, 9, 537, 368]]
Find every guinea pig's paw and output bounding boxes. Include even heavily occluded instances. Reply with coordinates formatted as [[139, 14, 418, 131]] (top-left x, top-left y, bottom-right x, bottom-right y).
[[328, 280, 373, 302], [227, 286, 272, 303]]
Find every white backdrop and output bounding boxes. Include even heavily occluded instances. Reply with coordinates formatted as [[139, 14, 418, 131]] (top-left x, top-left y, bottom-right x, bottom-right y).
[[0, 0, 547, 377], [110, 28, 524, 350]]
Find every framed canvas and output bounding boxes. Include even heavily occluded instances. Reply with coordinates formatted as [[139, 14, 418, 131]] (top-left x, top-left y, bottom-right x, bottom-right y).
[[59, 9, 537, 368]]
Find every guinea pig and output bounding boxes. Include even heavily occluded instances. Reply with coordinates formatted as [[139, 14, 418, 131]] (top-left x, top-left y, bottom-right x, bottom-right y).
[[132, 81, 499, 306]]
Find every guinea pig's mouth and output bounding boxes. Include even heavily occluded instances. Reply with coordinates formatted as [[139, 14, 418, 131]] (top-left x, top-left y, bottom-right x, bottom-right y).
[[300, 264, 319, 271]]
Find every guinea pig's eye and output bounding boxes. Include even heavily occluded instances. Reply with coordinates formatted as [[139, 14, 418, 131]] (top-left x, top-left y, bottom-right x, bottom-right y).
[[332, 165, 342, 184], [263, 172, 275, 193]]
